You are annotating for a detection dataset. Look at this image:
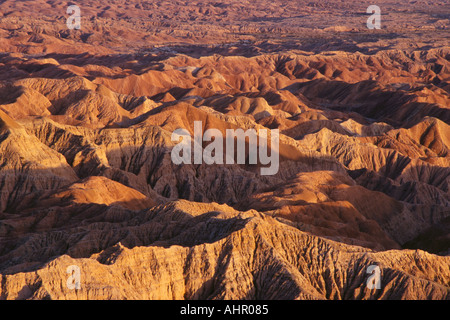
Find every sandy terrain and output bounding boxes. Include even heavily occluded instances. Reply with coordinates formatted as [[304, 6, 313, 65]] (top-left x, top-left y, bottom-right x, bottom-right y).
[[0, 0, 448, 300]]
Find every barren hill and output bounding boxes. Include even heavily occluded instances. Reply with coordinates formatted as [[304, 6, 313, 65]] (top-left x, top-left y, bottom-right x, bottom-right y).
[[0, 0, 449, 300]]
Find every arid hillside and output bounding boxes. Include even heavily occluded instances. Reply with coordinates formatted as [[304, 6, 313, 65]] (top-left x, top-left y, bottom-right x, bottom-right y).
[[0, 0, 449, 300], [0, 0, 448, 55]]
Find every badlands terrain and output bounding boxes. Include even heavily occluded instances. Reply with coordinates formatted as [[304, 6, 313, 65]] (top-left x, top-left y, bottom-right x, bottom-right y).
[[0, 0, 449, 300]]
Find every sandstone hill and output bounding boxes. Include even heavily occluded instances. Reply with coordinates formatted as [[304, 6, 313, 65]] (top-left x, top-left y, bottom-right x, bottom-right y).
[[0, 0, 449, 300]]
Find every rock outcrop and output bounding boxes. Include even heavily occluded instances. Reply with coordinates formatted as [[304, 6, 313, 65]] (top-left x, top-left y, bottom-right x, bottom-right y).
[[0, 0, 449, 300]]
